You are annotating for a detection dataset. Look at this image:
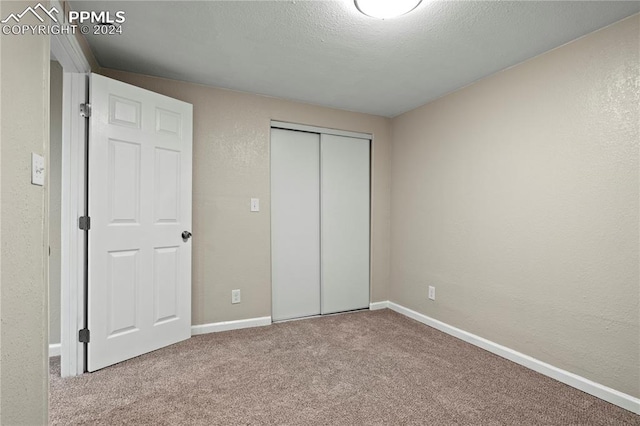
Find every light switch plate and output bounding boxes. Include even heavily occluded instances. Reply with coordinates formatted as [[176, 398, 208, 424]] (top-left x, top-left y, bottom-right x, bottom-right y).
[[251, 198, 260, 212], [32, 153, 45, 186]]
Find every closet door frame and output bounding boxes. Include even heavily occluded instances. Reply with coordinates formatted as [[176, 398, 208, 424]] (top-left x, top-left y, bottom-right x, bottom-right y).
[[271, 121, 372, 141], [270, 121, 373, 320]]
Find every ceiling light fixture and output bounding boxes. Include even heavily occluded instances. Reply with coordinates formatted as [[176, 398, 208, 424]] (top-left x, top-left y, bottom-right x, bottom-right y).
[[354, 0, 423, 19]]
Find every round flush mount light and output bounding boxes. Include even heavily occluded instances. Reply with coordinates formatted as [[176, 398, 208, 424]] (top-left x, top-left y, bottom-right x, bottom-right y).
[[355, 0, 423, 19]]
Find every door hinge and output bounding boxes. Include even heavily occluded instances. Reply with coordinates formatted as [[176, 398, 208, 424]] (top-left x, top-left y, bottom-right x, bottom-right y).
[[80, 103, 91, 118], [79, 328, 90, 343], [79, 216, 91, 231]]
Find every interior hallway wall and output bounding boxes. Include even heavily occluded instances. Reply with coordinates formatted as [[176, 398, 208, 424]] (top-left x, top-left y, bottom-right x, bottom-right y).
[[100, 68, 392, 325], [390, 15, 639, 398], [0, 1, 50, 423]]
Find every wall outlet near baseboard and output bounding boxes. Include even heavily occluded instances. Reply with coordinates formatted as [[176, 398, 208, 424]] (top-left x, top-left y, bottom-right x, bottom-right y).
[[232, 289, 241, 304], [428, 286, 435, 301]]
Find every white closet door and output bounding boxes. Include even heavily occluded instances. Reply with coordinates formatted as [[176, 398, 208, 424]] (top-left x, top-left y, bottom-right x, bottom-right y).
[[271, 129, 321, 321], [321, 134, 370, 314]]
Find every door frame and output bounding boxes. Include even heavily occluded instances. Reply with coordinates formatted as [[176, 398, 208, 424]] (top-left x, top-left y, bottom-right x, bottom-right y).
[[51, 0, 91, 376], [270, 120, 372, 140]]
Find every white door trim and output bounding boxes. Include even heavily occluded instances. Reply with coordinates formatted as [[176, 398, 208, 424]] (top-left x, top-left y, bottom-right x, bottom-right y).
[[52, 3, 92, 376], [271, 120, 372, 140], [59, 72, 87, 377], [49, 1, 91, 73]]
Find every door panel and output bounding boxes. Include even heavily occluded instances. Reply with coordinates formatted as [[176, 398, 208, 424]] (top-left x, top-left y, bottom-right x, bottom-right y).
[[106, 249, 139, 337], [154, 149, 181, 223], [108, 139, 140, 223], [270, 128, 321, 321], [153, 246, 179, 324], [321, 134, 370, 314], [88, 73, 193, 371]]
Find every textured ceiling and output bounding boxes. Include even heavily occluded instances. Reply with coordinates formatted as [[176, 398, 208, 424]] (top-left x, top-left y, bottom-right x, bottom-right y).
[[71, 1, 640, 117]]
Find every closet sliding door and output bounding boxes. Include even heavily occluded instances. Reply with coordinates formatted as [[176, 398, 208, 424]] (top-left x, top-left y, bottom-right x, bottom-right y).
[[271, 125, 370, 321], [271, 129, 321, 321], [320, 134, 370, 314]]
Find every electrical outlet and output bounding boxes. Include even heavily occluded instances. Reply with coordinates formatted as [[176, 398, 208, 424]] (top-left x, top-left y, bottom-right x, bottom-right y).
[[428, 286, 435, 301], [231, 289, 241, 304]]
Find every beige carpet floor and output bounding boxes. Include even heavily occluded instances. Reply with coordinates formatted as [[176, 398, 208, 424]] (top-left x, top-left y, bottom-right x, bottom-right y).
[[50, 309, 639, 425]]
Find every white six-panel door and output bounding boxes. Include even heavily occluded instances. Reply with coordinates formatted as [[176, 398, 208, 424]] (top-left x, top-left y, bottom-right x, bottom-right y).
[[88, 74, 193, 371]]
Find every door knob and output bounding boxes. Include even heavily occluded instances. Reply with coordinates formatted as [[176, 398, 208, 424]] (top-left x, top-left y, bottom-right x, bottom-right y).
[[182, 231, 192, 242]]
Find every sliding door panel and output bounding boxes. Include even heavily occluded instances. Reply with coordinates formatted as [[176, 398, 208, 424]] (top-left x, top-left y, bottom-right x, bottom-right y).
[[321, 134, 370, 314], [271, 129, 321, 321]]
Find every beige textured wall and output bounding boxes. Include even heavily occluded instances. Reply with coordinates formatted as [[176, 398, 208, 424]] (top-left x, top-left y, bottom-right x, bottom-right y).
[[49, 61, 63, 345], [390, 15, 639, 398], [0, 1, 50, 423], [101, 68, 391, 325]]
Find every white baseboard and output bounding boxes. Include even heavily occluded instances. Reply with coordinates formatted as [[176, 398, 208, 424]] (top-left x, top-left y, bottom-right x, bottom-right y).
[[384, 301, 640, 414], [49, 343, 61, 357], [369, 301, 389, 310], [191, 316, 272, 336]]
